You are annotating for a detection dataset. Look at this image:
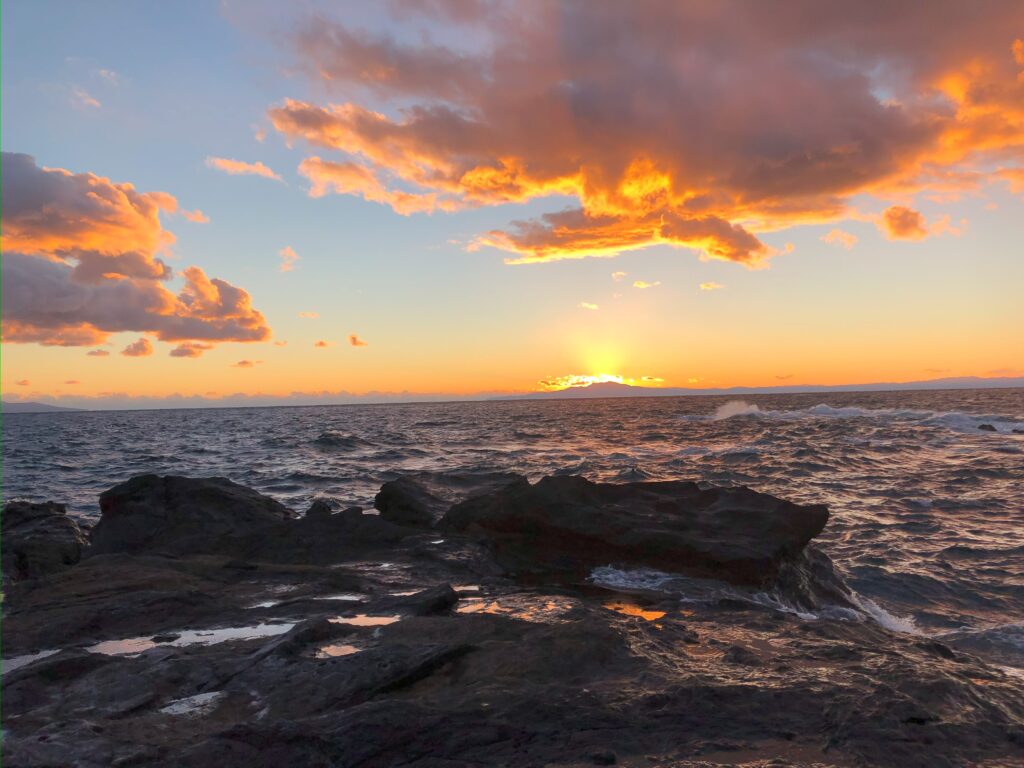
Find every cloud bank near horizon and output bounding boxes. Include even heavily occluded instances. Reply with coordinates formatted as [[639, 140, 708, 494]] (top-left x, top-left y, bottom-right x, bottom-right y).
[[268, 1, 1024, 266]]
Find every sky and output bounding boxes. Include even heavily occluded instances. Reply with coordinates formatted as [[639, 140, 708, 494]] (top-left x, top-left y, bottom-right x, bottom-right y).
[[2, 0, 1023, 408]]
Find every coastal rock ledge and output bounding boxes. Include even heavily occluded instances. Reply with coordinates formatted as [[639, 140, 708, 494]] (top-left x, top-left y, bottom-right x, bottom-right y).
[[440, 475, 829, 585]]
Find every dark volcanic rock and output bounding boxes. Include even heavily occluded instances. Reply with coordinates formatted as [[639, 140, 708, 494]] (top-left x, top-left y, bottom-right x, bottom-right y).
[[375, 471, 525, 527], [90, 475, 296, 557], [440, 475, 829, 585], [2, 500, 87, 583]]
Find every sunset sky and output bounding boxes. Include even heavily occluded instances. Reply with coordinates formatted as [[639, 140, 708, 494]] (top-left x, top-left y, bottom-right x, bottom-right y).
[[3, 0, 1023, 407]]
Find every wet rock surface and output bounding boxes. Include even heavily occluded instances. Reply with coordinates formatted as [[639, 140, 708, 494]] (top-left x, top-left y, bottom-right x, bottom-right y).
[[91, 475, 297, 557], [2, 500, 87, 583], [441, 475, 830, 585], [3, 473, 1023, 768], [375, 470, 525, 527]]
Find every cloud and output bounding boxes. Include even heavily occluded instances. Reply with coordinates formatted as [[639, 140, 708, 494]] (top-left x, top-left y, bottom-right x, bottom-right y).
[[611, 271, 627, 281], [180, 209, 209, 223], [881, 205, 928, 240], [776, 374, 794, 380], [279, 245, 300, 272], [348, 334, 368, 347], [821, 229, 858, 249], [314, 339, 332, 347], [96, 68, 120, 85], [232, 359, 262, 368], [632, 280, 660, 289], [86, 349, 110, 357], [298, 311, 319, 319], [269, 3, 1024, 267], [169, 342, 213, 358], [1, 153, 271, 348], [121, 338, 153, 357], [16, 379, 30, 386], [274, 340, 288, 346], [205, 156, 282, 181], [64, 380, 80, 385], [578, 301, 599, 310], [699, 282, 724, 291], [71, 87, 100, 109]]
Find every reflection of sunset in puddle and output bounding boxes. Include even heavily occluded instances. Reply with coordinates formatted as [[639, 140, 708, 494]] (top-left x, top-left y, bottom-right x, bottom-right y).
[[457, 594, 577, 622], [88, 622, 295, 656], [329, 614, 401, 627], [604, 601, 666, 621], [316, 643, 361, 658]]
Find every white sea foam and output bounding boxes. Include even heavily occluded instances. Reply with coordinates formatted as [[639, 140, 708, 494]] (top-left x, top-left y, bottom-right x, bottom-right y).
[[706, 399, 1024, 435], [712, 401, 764, 420]]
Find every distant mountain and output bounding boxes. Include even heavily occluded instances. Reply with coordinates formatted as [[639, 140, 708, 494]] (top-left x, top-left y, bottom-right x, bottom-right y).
[[495, 377, 1024, 401], [1, 401, 85, 413]]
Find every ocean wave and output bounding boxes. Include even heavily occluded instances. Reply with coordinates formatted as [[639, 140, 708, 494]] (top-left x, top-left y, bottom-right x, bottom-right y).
[[588, 564, 917, 632], [312, 431, 375, 451], [709, 399, 1024, 434]]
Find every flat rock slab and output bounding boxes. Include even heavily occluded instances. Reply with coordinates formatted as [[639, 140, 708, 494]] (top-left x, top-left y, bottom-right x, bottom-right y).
[[440, 475, 829, 585]]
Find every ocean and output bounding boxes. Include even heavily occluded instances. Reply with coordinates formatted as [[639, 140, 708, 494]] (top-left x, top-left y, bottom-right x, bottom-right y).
[[4, 388, 1023, 668]]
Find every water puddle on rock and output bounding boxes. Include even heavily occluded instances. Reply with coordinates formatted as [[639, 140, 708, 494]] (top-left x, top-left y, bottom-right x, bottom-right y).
[[315, 643, 362, 659], [88, 622, 296, 656], [159, 691, 225, 716], [604, 600, 667, 622], [2, 649, 60, 675], [457, 594, 578, 622], [328, 614, 401, 627]]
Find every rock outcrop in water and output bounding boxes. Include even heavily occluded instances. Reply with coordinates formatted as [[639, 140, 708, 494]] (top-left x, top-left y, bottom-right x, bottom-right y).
[[4, 472, 1023, 768], [1, 500, 87, 583], [375, 471, 524, 527], [441, 475, 829, 585], [91, 475, 297, 556]]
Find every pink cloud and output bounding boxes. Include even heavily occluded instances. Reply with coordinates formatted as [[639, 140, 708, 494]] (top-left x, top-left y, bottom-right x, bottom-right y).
[[1, 154, 271, 349], [121, 338, 153, 357], [269, 3, 1024, 265], [170, 342, 213, 358], [205, 156, 282, 181], [279, 246, 300, 272], [348, 333, 368, 347], [881, 206, 928, 240]]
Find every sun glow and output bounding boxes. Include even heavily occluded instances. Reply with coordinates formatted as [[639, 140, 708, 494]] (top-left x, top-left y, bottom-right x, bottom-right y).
[[536, 373, 664, 392]]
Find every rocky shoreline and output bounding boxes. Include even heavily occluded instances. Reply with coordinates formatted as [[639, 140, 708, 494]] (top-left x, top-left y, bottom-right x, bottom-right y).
[[3, 473, 1023, 767]]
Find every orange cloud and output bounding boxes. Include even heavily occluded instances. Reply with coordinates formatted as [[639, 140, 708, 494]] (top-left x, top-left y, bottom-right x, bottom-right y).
[[271, 4, 1024, 266], [821, 229, 858, 249], [881, 206, 929, 240], [205, 156, 282, 181], [232, 359, 262, 368], [71, 87, 100, 109], [170, 342, 213, 358], [86, 349, 110, 357], [121, 338, 153, 357], [16, 379, 30, 386], [279, 245, 300, 272], [298, 311, 319, 319], [699, 282, 724, 291], [633, 280, 660, 289], [1, 154, 271, 348], [348, 334, 368, 347], [180, 209, 209, 223], [314, 339, 332, 347], [65, 380, 80, 385]]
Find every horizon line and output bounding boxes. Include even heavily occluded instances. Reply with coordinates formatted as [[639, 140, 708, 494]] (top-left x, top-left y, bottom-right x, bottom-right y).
[[3, 375, 1023, 413]]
